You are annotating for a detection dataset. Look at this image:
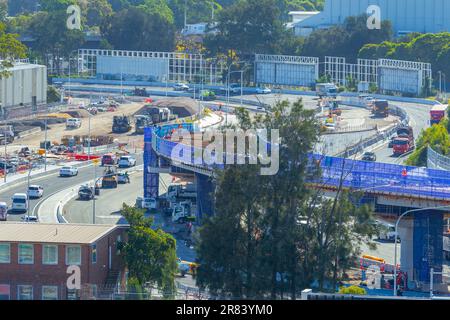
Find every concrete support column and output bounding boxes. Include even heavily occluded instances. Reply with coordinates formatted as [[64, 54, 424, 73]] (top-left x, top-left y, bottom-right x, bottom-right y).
[[413, 211, 443, 285], [195, 173, 215, 225], [144, 127, 159, 199], [398, 218, 414, 282]]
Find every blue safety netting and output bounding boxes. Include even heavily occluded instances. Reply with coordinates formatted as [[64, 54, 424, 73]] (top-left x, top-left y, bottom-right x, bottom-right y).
[[149, 124, 450, 201]]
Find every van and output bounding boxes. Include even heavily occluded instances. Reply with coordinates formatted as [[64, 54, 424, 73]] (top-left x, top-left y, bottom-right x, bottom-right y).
[[376, 220, 400, 242], [66, 118, 82, 129], [0, 202, 7, 221], [11, 193, 28, 212]]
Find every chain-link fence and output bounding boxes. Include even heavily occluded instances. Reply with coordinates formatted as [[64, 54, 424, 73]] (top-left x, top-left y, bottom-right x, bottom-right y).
[[427, 146, 450, 171]]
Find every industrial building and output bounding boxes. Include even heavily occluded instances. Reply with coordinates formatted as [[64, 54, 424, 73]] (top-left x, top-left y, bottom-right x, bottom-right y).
[[293, 0, 450, 36], [0, 62, 47, 110]]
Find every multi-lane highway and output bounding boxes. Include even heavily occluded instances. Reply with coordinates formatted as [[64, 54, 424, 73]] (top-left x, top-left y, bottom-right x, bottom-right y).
[[370, 102, 432, 164], [2, 153, 143, 222]]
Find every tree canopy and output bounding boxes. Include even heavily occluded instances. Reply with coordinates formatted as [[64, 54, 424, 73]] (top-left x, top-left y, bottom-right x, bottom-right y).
[[196, 99, 378, 298], [121, 204, 178, 297]]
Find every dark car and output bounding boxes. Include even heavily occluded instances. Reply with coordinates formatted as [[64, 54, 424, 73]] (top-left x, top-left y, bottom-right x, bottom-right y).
[[388, 137, 395, 148], [362, 152, 377, 162], [78, 186, 94, 200]]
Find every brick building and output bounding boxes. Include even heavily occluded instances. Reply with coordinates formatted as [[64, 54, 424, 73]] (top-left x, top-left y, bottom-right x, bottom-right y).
[[0, 223, 128, 300]]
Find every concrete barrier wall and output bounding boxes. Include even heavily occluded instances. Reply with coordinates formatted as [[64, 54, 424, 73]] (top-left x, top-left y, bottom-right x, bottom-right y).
[[53, 77, 440, 106]]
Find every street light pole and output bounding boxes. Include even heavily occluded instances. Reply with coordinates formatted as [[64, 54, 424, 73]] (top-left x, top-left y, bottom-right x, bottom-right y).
[[393, 205, 450, 296], [93, 163, 96, 225], [44, 116, 48, 172], [3, 127, 6, 183]]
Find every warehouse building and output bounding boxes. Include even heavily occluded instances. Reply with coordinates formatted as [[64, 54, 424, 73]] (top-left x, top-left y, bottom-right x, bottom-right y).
[[0, 62, 47, 111], [293, 0, 450, 36]]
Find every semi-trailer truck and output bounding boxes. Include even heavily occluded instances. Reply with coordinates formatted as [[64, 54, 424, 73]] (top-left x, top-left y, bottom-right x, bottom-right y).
[[393, 126, 415, 156]]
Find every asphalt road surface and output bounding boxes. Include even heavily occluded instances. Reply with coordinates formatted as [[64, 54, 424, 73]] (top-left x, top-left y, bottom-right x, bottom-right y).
[[2, 152, 142, 222], [371, 102, 432, 164]]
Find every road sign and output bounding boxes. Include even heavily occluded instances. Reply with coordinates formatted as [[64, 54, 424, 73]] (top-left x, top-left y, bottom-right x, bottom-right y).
[[92, 158, 100, 165]]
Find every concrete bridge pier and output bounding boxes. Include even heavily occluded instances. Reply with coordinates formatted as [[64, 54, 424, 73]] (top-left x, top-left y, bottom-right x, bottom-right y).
[[398, 211, 444, 290], [144, 127, 159, 199], [195, 173, 215, 225]]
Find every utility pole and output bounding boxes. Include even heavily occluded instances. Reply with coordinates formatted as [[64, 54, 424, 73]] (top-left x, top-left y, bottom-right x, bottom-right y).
[[44, 116, 48, 172], [93, 161, 97, 225], [184, 0, 187, 28], [3, 127, 6, 183]]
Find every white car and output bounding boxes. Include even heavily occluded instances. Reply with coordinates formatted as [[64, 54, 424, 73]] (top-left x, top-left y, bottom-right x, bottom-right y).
[[173, 83, 190, 91], [256, 87, 272, 94], [27, 185, 44, 199], [59, 166, 78, 177], [21, 215, 39, 223], [118, 156, 136, 168], [325, 122, 336, 131]]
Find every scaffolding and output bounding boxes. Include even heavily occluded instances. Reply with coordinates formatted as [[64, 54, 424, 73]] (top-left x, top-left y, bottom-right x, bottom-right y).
[[255, 54, 319, 87], [78, 49, 225, 85]]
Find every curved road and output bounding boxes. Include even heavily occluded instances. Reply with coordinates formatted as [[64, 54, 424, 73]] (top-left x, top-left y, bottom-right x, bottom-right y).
[[2, 153, 142, 222]]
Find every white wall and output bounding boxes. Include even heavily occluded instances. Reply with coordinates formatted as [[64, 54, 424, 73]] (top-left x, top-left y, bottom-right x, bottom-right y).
[[0, 64, 47, 109]]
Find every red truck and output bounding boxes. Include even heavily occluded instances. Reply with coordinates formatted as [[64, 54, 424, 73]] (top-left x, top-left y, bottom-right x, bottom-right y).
[[393, 126, 415, 156], [430, 104, 448, 125]]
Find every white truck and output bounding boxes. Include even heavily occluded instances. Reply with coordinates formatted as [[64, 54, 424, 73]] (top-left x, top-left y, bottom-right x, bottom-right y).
[[66, 118, 82, 129], [172, 201, 195, 223], [167, 183, 197, 200], [316, 83, 338, 99]]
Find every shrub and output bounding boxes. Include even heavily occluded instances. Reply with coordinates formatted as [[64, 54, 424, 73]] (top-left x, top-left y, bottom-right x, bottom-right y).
[[338, 285, 367, 295]]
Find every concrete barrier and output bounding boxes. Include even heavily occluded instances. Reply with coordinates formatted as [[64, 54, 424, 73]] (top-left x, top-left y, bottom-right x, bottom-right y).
[[17, 127, 42, 139]]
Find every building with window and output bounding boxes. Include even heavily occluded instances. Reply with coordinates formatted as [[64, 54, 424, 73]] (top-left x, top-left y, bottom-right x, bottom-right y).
[[292, 0, 450, 37], [0, 223, 127, 300]]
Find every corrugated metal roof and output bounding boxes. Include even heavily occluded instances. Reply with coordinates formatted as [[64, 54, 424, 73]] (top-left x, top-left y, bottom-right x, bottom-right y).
[[0, 223, 123, 244]]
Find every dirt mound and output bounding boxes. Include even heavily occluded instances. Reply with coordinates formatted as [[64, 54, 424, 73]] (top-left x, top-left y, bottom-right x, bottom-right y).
[[134, 97, 197, 118], [64, 109, 92, 119]]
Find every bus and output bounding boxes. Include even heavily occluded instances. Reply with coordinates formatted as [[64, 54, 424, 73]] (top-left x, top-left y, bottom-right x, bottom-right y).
[[430, 104, 448, 125]]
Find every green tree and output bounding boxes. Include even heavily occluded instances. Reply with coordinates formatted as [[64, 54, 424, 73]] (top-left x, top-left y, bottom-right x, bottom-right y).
[[196, 99, 377, 298], [167, 0, 221, 29], [101, 6, 175, 51], [47, 85, 61, 103], [0, 22, 28, 78], [28, 10, 85, 74], [302, 14, 393, 63], [121, 204, 178, 298], [204, 0, 293, 57], [407, 121, 450, 167], [7, 0, 38, 16]]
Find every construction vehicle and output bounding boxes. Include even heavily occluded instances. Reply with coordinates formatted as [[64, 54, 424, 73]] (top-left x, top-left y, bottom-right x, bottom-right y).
[[148, 108, 171, 124], [371, 100, 389, 118], [430, 104, 448, 125], [135, 115, 152, 134], [102, 166, 118, 188], [112, 115, 132, 133], [0, 126, 14, 144], [393, 126, 415, 156], [172, 201, 195, 223], [18, 147, 31, 157], [328, 100, 342, 116], [134, 88, 148, 96], [316, 83, 338, 98], [167, 183, 197, 201]]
